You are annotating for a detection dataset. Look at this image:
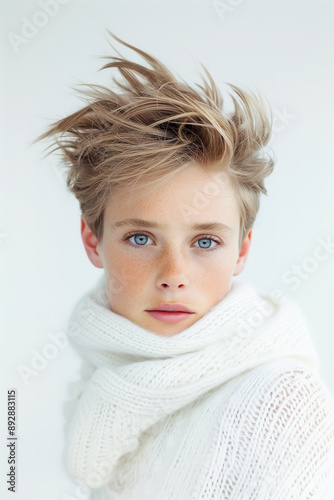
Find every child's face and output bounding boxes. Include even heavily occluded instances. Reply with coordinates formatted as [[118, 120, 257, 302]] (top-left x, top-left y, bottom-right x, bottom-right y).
[[81, 163, 252, 336]]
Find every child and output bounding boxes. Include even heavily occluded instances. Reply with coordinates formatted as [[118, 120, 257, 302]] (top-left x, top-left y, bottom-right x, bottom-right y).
[[33, 32, 334, 499]]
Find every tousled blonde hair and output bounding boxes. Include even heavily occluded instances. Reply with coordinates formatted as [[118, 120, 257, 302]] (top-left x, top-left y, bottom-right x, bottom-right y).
[[33, 31, 275, 248]]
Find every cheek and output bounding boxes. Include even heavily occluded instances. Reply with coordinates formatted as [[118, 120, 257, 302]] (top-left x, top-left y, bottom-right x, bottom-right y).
[[199, 253, 236, 282], [104, 248, 153, 289]]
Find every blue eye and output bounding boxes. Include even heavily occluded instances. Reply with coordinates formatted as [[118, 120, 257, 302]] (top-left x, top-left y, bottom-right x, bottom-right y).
[[193, 238, 218, 250], [128, 234, 153, 246], [124, 233, 222, 251]]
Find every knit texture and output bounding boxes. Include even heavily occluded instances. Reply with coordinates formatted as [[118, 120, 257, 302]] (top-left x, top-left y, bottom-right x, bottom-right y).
[[64, 275, 334, 499]]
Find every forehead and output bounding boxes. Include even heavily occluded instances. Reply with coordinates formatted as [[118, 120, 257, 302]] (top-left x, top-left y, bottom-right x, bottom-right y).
[[105, 164, 240, 228]]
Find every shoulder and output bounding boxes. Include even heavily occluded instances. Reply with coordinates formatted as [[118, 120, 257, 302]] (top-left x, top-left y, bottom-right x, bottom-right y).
[[211, 359, 334, 498], [249, 358, 334, 418], [235, 358, 334, 450], [255, 359, 334, 497]]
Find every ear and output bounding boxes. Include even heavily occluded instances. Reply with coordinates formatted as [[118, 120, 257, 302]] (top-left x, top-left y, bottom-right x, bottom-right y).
[[233, 228, 252, 276], [81, 215, 104, 269]]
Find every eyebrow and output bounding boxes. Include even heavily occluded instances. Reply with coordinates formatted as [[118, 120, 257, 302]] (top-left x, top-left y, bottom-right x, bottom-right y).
[[110, 218, 233, 233]]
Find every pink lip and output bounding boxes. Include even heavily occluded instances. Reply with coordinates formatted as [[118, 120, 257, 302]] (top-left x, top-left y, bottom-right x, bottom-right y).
[[147, 303, 193, 313], [145, 310, 194, 323]]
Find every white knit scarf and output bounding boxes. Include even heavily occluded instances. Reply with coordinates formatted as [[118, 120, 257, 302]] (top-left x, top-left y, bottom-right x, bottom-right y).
[[64, 275, 319, 491]]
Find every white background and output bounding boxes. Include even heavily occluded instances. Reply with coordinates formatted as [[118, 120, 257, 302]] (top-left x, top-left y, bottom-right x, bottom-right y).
[[1, 0, 334, 498]]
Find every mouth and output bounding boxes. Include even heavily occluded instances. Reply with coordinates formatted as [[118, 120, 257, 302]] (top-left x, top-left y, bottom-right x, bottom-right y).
[[145, 310, 195, 324]]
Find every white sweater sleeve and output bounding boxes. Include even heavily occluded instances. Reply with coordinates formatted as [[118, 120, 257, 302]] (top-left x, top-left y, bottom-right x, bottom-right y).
[[63, 359, 96, 441], [203, 363, 334, 500]]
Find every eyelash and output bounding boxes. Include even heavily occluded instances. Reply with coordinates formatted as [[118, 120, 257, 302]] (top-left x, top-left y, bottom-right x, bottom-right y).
[[123, 232, 223, 252]]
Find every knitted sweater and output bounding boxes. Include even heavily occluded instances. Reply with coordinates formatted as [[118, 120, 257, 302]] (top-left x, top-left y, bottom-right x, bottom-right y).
[[64, 276, 334, 499]]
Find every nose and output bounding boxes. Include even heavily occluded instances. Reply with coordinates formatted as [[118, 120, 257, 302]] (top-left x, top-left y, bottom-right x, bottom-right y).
[[156, 248, 189, 290]]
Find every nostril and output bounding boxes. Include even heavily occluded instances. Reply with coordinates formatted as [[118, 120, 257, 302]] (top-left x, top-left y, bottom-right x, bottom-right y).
[[161, 282, 184, 288]]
